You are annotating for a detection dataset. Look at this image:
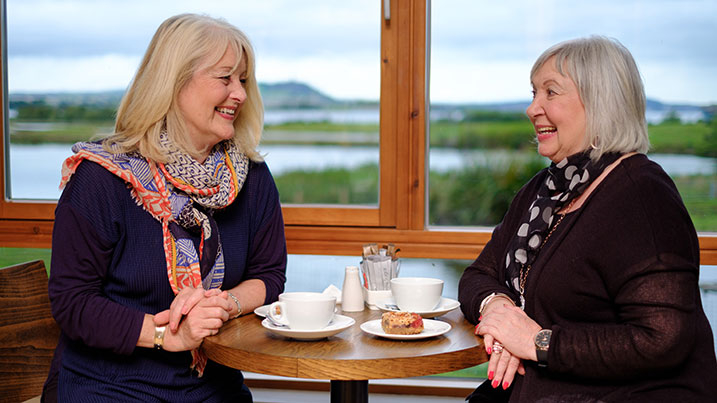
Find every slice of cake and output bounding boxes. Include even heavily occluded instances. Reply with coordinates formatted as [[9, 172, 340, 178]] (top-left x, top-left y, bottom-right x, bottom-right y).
[[381, 311, 424, 335]]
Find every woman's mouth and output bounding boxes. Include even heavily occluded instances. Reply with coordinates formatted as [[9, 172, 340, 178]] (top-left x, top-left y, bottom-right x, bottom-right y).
[[215, 106, 236, 119], [536, 126, 557, 141]]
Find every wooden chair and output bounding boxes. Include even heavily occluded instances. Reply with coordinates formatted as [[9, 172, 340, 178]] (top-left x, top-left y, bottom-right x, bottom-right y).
[[0, 260, 60, 402]]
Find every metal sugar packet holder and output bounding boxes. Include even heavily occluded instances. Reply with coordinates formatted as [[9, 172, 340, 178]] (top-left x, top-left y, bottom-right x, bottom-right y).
[[360, 243, 400, 291]]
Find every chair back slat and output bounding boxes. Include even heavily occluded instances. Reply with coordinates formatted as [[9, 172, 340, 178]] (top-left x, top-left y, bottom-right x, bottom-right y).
[[0, 260, 59, 402]]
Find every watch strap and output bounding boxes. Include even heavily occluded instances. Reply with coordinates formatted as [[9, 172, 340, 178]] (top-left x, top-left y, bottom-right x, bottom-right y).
[[535, 329, 552, 368], [154, 325, 166, 350], [536, 347, 549, 367]]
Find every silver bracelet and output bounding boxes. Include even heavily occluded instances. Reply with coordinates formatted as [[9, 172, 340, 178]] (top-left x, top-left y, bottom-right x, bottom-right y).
[[227, 291, 242, 319], [479, 292, 514, 316]]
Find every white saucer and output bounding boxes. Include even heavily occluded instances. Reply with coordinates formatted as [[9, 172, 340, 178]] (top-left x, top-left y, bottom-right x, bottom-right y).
[[360, 319, 451, 340], [254, 304, 270, 317], [377, 297, 460, 318], [261, 314, 355, 341]]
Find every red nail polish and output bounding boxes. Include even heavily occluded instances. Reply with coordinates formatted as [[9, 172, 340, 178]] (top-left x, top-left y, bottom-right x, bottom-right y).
[[492, 379, 500, 388], [479, 315, 483, 321], [503, 382, 510, 390], [488, 371, 494, 380], [487, 347, 492, 354]]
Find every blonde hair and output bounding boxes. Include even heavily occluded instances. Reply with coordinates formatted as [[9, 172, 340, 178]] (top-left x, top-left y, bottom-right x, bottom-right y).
[[106, 13, 264, 162], [530, 36, 649, 160]]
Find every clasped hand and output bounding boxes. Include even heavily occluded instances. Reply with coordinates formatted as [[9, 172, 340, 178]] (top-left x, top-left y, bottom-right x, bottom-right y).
[[475, 303, 542, 390], [153, 288, 233, 352]]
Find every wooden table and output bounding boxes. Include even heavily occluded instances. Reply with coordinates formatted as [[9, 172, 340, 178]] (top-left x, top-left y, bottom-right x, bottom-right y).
[[202, 307, 487, 402]]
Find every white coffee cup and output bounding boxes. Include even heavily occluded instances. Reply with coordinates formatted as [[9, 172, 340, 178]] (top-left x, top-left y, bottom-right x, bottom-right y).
[[267, 292, 336, 330], [390, 277, 444, 312]]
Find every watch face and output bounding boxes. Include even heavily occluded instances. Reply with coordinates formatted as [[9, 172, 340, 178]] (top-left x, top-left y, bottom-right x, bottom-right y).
[[535, 330, 552, 349]]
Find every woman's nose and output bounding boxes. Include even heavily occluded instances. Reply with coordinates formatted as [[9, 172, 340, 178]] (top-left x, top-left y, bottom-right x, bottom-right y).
[[230, 81, 247, 104], [526, 98, 542, 119]]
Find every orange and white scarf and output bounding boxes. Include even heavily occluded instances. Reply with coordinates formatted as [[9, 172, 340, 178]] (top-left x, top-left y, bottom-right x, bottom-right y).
[[60, 134, 249, 374]]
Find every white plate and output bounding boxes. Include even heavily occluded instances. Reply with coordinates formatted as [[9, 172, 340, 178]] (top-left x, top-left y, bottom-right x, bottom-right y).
[[254, 304, 270, 317], [377, 297, 461, 318], [360, 319, 451, 340], [261, 314, 355, 341]]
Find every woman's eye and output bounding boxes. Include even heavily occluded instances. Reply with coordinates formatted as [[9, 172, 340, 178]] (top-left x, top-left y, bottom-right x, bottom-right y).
[[530, 90, 536, 98], [239, 78, 247, 84], [547, 89, 557, 96]]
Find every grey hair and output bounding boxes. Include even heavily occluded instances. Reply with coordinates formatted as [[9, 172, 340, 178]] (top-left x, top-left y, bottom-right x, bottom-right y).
[[530, 35, 649, 160], [107, 13, 264, 163]]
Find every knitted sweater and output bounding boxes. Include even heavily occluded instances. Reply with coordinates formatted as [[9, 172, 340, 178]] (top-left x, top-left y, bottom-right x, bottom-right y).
[[459, 154, 717, 402], [47, 159, 287, 402]]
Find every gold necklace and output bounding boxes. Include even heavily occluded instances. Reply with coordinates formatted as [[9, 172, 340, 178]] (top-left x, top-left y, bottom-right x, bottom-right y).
[[519, 198, 576, 308]]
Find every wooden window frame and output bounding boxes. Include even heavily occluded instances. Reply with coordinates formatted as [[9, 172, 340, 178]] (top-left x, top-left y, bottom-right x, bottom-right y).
[[0, 0, 715, 263]]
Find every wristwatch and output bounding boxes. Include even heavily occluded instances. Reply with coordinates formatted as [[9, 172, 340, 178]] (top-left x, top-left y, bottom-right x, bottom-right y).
[[534, 329, 552, 368]]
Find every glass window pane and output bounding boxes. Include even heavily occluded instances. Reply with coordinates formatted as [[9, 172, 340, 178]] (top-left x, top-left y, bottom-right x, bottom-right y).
[[428, 1, 716, 231], [6, 0, 380, 205]]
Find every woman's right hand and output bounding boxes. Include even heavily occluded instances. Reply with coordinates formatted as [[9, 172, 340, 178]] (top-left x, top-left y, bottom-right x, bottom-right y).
[[476, 298, 526, 390], [156, 287, 232, 332], [483, 336, 525, 390]]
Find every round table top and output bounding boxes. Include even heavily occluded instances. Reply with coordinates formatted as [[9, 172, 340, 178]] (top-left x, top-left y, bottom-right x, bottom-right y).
[[202, 307, 487, 380]]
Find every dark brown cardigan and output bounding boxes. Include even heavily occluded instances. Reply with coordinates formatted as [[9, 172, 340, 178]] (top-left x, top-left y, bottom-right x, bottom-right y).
[[459, 153, 717, 402]]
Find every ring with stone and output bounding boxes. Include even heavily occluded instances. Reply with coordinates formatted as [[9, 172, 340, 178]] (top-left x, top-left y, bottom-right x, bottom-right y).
[[492, 342, 504, 354]]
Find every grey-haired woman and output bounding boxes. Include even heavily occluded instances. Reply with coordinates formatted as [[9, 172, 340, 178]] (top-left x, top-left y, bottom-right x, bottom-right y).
[[459, 36, 717, 402]]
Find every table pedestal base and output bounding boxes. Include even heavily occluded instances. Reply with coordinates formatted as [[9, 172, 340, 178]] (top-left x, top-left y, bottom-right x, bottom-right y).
[[330, 380, 368, 403]]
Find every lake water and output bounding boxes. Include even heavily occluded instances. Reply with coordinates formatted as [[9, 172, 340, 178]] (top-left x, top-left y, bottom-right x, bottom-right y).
[[263, 107, 706, 125], [7, 143, 716, 200]]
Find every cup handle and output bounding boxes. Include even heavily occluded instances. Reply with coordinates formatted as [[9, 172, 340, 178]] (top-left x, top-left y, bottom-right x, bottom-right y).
[[267, 301, 289, 326]]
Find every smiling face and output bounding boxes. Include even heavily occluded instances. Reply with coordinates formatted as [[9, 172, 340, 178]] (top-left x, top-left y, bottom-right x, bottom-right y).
[[177, 45, 247, 162], [526, 56, 587, 163]]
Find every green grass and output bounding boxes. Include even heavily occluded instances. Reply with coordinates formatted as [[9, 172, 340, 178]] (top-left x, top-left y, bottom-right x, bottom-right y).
[[433, 363, 488, 379], [10, 121, 112, 144], [0, 248, 52, 275], [673, 175, 717, 231], [429, 120, 535, 150], [9, 118, 717, 158], [648, 121, 714, 156], [274, 164, 379, 205]]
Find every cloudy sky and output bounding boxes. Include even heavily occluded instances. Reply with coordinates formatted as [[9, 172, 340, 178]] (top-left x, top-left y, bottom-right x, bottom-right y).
[[6, 0, 717, 105]]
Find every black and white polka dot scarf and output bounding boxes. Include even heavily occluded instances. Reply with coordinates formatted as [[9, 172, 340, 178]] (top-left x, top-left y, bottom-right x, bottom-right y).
[[505, 151, 621, 306]]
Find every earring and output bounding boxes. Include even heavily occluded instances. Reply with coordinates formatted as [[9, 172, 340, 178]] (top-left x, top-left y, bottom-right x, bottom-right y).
[[590, 138, 600, 150]]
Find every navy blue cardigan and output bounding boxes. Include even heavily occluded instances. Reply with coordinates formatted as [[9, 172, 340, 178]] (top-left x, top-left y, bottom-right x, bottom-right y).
[[47, 158, 287, 402]]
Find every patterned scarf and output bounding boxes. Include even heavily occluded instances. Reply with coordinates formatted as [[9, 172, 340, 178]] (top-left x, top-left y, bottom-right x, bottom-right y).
[[60, 133, 249, 375], [505, 151, 620, 307]]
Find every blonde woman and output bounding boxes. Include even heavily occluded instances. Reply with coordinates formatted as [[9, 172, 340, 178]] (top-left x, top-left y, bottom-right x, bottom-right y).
[[460, 36, 717, 402], [45, 14, 286, 402]]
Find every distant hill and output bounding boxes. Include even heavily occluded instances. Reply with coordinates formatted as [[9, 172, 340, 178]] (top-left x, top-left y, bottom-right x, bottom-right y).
[[9, 81, 341, 110], [259, 81, 338, 108], [8, 82, 712, 122], [9, 90, 125, 108]]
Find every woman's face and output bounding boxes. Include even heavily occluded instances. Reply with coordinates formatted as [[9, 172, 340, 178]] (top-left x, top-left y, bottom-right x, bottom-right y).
[[526, 56, 587, 163], [177, 45, 247, 161]]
